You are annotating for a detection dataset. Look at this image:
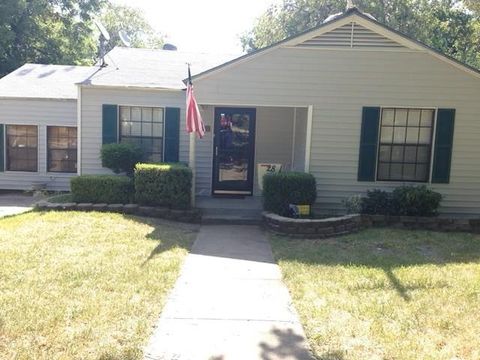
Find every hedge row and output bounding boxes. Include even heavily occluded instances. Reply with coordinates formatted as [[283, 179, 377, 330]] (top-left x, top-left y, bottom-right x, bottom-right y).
[[70, 163, 192, 209]]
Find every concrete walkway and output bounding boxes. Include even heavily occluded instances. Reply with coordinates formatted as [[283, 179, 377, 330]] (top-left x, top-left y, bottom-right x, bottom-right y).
[[0, 193, 35, 218], [144, 225, 314, 360]]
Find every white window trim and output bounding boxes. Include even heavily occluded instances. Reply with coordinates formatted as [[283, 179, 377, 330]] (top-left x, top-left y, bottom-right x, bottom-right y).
[[4, 124, 40, 174], [46, 125, 78, 174]]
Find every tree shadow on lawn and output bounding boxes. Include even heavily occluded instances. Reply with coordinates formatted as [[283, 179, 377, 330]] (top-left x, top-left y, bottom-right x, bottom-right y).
[[120, 214, 200, 267], [271, 228, 480, 302]]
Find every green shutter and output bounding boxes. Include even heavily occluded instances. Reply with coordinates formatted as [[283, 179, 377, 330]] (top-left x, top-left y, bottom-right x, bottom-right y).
[[358, 107, 380, 181], [102, 104, 118, 144], [432, 109, 455, 184], [0, 124, 4, 172], [164, 107, 180, 162]]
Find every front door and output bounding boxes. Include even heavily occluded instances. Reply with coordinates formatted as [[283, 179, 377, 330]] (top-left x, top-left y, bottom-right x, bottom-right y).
[[212, 107, 256, 195]]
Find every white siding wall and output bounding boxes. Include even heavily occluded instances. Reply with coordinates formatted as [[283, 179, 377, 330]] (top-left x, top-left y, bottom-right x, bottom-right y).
[[0, 98, 77, 190], [292, 107, 308, 172], [80, 87, 189, 175], [193, 47, 480, 216]]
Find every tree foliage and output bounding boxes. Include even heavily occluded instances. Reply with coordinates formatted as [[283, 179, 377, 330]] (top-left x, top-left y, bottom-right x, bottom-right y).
[[0, 0, 163, 78], [241, 0, 480, 69], [100, 3, 163, 53]]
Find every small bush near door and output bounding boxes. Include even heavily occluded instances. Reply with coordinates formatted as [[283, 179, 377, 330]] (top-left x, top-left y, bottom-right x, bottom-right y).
[[71, 175, 134, 204], [134, 163, 192, 209], [262, 172, 317, 217]]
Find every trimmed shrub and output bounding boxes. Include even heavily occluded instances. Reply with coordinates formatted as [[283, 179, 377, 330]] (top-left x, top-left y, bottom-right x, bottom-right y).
[[361, 186, 442, 217], [391, 185, 442, 217], [134, 163, 192, 209], [342, 194, 363, 214], [101, 143, 143, 176], [361, 189, 392, 215], [262, 172, 317, 216], [70, 175, 133, 204]]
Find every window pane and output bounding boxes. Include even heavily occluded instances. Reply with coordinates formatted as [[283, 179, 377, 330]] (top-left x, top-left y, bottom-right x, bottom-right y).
[[142, 122, 152, 136], [403, 164, 416, 180], [153, 123, 163, 137], [152, 139, 163, 152], [404, 146, 417, 163], [390, 164, 403, 179], [406, 127, 419, 143], [153, 109, 163, 123], [47, 126, 77, 172], [131, 122, 142, 136], [121, 121, 131, 136], [379, 145, 391, 162], [132, 107, 141, 121], [417, 146, 430, 163], [380, 126, 393, 143], [6, 125, 37, 172], [120, 106, 130, 121], [393, 127, 406, 143], [415, 164, 429, 181], [421, 110, 434, 127], [142, 108, 153, 122], [382, 109, 394, 125], [391, 145, 404, 162], [419, 128, 432, 144], [395, 109, 408, 126], [377, 163, 389, 180], [408, 110, 421, 126]]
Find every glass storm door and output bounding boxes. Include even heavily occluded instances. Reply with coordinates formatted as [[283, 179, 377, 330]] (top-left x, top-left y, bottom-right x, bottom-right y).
[[212, 107, 256, 195]]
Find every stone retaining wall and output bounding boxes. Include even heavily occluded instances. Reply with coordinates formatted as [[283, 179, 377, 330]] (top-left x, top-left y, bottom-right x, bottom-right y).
[[262, 212, 363, 238], [263, 212, 480, 237], [36, 201, 201, 223]]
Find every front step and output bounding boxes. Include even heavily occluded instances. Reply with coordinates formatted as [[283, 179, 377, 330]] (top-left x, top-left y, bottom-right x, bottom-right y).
[[200, 207, 262, 225]]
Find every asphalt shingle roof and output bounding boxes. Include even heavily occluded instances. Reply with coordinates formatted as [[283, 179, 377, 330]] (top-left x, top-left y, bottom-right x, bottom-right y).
[[82, 47, 239, 90], [0, 64, 98, 100]]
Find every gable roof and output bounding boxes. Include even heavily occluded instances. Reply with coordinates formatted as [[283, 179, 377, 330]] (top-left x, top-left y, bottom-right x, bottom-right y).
[[0, 63, 97, 100], [189, 7, 480, 83], [80, 47, 239, 90]]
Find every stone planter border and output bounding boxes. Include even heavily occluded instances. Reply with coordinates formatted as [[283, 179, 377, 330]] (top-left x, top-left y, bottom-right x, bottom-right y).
[[263, 212, 480, 237], [35, 201, 201, 223], [262, 212, 363, 238]]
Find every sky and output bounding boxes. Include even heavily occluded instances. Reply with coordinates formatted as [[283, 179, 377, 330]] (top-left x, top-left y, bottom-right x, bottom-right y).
[[113, 0, 281, 55]]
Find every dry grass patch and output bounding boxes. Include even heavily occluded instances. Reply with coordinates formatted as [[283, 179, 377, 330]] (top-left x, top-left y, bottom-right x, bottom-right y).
[[270, 228, 480, 360], [0, 211, 197, 359]]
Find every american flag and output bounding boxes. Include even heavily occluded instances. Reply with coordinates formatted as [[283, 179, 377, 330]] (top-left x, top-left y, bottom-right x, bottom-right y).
[[186, 64, 205, 138]]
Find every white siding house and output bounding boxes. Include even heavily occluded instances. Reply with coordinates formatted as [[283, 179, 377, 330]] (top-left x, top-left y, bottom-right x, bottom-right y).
[[0, 8, 479, 217]]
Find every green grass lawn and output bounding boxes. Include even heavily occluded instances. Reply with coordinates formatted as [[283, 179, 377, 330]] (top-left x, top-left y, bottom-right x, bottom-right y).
[[0, 211, 197, 360], [270, 229, 480, 360]]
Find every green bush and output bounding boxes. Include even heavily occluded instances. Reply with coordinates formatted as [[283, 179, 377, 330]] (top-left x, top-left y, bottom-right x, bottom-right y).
[[361, 186, 442, 217], [101, 143, 143, 176], [342, 194, 363, 214], [70, 175, 134, 204], [391, 185, 442, 217], [262, 172, 317, 216], [134, 163, 192, 209], [361, 189, 392, 215]]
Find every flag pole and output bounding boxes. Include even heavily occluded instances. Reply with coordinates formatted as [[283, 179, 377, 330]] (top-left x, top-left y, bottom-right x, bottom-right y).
[[189, 131, 196, 208], [187, 63, 196, 208]]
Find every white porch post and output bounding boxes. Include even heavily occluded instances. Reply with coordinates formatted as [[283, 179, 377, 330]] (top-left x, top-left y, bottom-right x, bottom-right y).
[[189, 132, 196, 207], [304, 105, 313, 172]]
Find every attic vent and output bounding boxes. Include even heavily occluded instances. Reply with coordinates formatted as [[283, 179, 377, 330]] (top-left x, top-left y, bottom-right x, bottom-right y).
[[297, 22, 405, 49]]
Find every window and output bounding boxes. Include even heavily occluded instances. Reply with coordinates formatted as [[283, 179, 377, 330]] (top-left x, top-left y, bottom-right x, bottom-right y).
[[377, 108, 434, 182], [47, 126, 77, 173], [6, 125, 38, 172], [119, 106, 164, 162]]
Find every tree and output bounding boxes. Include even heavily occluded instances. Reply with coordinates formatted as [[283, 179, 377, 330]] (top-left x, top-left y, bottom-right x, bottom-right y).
[[100, 3, 164, 52], [0, 0, 104, 77], [241, 0, 480, 69]]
